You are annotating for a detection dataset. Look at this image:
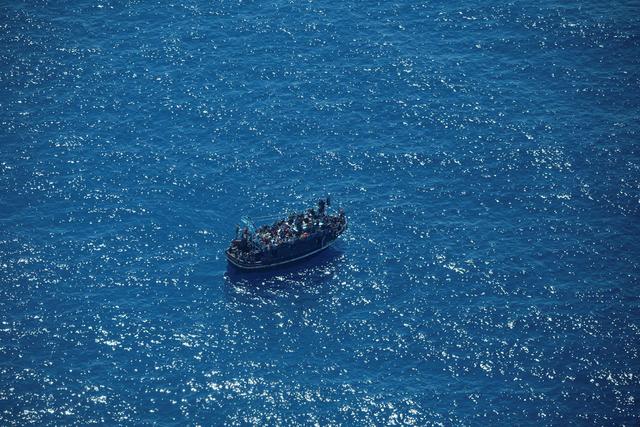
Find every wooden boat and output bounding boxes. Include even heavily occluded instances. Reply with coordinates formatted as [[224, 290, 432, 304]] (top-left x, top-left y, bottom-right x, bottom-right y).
[[226, 198, 347, 270]]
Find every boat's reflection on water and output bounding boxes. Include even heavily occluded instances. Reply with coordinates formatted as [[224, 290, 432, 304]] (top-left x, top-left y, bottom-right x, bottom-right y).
[[223, 247, 345, 291]]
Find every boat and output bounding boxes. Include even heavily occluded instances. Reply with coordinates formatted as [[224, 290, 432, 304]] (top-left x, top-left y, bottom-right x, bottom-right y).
[[226, 198, 347, 270]]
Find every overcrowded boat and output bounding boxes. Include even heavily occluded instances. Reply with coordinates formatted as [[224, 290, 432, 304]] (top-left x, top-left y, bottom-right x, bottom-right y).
[[226, 198, 347, 270]]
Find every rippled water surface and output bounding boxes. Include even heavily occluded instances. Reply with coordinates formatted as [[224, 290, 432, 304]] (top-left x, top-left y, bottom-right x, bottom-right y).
[[1, 0, 639, 424]]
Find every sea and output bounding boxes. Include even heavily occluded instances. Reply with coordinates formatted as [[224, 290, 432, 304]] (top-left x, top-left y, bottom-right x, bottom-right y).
[[1, 0, 639, 425]]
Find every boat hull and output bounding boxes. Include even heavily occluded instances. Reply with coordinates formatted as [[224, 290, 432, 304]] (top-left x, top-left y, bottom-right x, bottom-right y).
[[226, 236, 339, 270]]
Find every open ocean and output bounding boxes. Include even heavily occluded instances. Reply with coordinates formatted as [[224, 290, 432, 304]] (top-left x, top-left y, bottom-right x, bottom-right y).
[[1, 0, 639, 425]]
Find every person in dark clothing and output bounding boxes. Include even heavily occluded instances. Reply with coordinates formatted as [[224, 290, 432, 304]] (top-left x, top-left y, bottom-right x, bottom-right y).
[[295, 215, 303, 234]]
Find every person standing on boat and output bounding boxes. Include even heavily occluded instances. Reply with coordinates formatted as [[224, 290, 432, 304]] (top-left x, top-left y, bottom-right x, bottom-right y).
[[318, 198, 326, 216]]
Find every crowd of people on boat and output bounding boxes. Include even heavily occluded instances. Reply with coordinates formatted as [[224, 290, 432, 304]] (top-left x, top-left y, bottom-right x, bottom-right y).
[[228, 198, 345, 261]]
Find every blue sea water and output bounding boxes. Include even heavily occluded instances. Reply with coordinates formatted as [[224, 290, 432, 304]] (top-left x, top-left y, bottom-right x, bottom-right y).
[[1, 0, 639, 424]]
